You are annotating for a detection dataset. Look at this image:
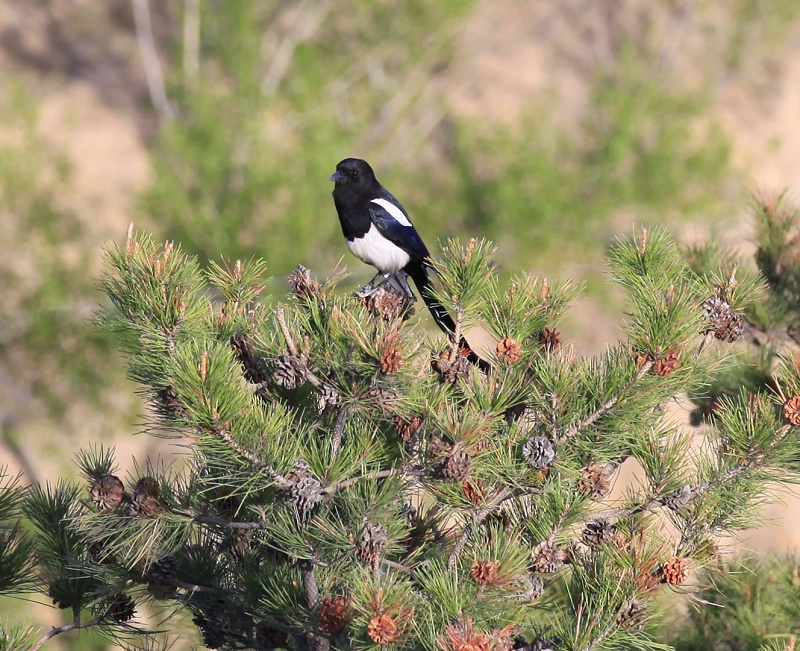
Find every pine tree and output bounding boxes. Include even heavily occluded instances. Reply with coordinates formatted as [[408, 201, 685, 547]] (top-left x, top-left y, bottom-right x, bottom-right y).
[[3, 205, 800, 651]]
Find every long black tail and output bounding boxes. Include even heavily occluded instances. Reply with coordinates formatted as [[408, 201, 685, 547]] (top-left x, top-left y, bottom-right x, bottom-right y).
[[406, 263, 491, 373]]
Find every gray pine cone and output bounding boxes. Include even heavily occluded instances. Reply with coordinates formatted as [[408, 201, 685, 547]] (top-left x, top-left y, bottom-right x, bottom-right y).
[[581, 520, 617, 548], [531, 541, 565, 574], [522, 437, 556, 469], [702, 297, 744, 342], [273, 354, 306, 389], [355, 521, 388, 564], [662, 485, 694, 511]]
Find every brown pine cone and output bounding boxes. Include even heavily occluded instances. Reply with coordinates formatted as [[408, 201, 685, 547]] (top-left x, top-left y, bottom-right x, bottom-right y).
[[702, 297, 744, 342], [531, 541, 565, 574], [441, 449, 473, 481], [661, 556, 689, 585], [106, 593, 136, 622], [361, 284, 410, 322], [433, 348, 471, 383], [380, 348, 404, 375], [132, 477, 163, 517], [355, 522, 388, 565], [470, 560, 499, 586], [783, 396, 800, 425], [393, 415, 424, 442], [582, 520, 617, 548], [617, 600, 648, 629], [367, 614, 399, 644], [653, 352, 680, 377], [462, 479, 487, 505], [496, 337, 522, 364], [539, 327, 562, 353], [577, 463, 612, 499], [288, 265, 320, 299], [90, 475, 125, 510], [319, 595, 351, 634]]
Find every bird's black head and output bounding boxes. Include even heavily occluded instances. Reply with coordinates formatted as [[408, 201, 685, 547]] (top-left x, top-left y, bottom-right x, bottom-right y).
[[329, 158, 378, 193]]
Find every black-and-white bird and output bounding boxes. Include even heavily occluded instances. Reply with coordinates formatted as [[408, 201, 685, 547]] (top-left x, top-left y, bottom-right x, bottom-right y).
[[330, 157, 489, 371]]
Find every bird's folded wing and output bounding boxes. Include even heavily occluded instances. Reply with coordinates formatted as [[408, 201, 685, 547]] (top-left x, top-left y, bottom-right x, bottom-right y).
[[368, 199, 430, 263]]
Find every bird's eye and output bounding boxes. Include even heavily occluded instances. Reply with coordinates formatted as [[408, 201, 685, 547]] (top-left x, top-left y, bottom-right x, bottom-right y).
[[351, 169, 359, 178]]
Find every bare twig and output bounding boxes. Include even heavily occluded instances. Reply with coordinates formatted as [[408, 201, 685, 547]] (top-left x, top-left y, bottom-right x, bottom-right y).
[[324, 467, 405, 495], [30, 614, 102, 651], [299, 558, 330, 651], [131, 0, 175, 119], [330, 406, 348, 459]]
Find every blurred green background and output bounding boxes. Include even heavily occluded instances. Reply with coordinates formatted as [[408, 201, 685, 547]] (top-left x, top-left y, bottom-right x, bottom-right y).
[[2, 0, 800, 647]]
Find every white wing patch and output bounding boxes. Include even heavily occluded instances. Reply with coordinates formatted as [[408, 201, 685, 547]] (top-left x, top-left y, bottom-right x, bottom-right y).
[[371, 198, 413, 227]]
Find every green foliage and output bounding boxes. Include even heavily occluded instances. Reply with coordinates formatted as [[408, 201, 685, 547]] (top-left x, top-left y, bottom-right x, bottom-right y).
[[664, 555, 800, 651], [5, 223, 795, 650]]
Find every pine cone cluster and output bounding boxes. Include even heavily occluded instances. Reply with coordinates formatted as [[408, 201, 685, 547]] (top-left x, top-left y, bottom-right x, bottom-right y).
[[105, 592, 136, 622], [702, 297, 744, 342], [522, 437, 556, 469], [132, 476, 162, 517], [441, 448, 473, 481], [496, 337, 522, 364], [360, 284, 410, 322], [577, 463, 612, 498], [273, 354, 306, 389], [581, 520, 617, 548], [90, 474, 125, 510], [355, 521, 389, 564], [319, 595, 351, 634], [285, 460, 323, 512], [661, 556, 689, 585], [288, 264, 320, 299], [783, 396, 800, 425], [367, 613, 399, 644], [470, 560, 499, 586], [433, 348, 471, 383], [155, 385, 189, 420], [531, 541, 565, 574]]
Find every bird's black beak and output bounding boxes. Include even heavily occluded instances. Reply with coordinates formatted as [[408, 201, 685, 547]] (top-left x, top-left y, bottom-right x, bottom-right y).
[[329, 170, 346, 183]]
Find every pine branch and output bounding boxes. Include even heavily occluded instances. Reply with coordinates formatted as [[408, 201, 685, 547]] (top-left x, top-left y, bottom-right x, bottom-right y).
[[448, 487, 512, 568], [276, 308, 339, 397], [559, 360, 654, 442]]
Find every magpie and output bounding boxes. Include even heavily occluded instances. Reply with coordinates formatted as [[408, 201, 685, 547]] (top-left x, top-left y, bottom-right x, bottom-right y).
[[330, 157, 489, 372]]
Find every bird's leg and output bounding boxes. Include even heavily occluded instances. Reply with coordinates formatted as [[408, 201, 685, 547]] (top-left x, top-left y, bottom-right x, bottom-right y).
[[355, 271, 390, 298], [392, 271, 416, 301]]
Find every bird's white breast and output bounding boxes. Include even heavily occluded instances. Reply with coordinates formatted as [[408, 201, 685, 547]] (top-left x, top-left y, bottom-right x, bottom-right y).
[[347, 225, 410, 273]]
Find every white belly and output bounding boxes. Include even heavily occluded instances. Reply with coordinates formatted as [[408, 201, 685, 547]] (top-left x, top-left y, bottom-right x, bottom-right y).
[[347, 225, 410, 273]]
